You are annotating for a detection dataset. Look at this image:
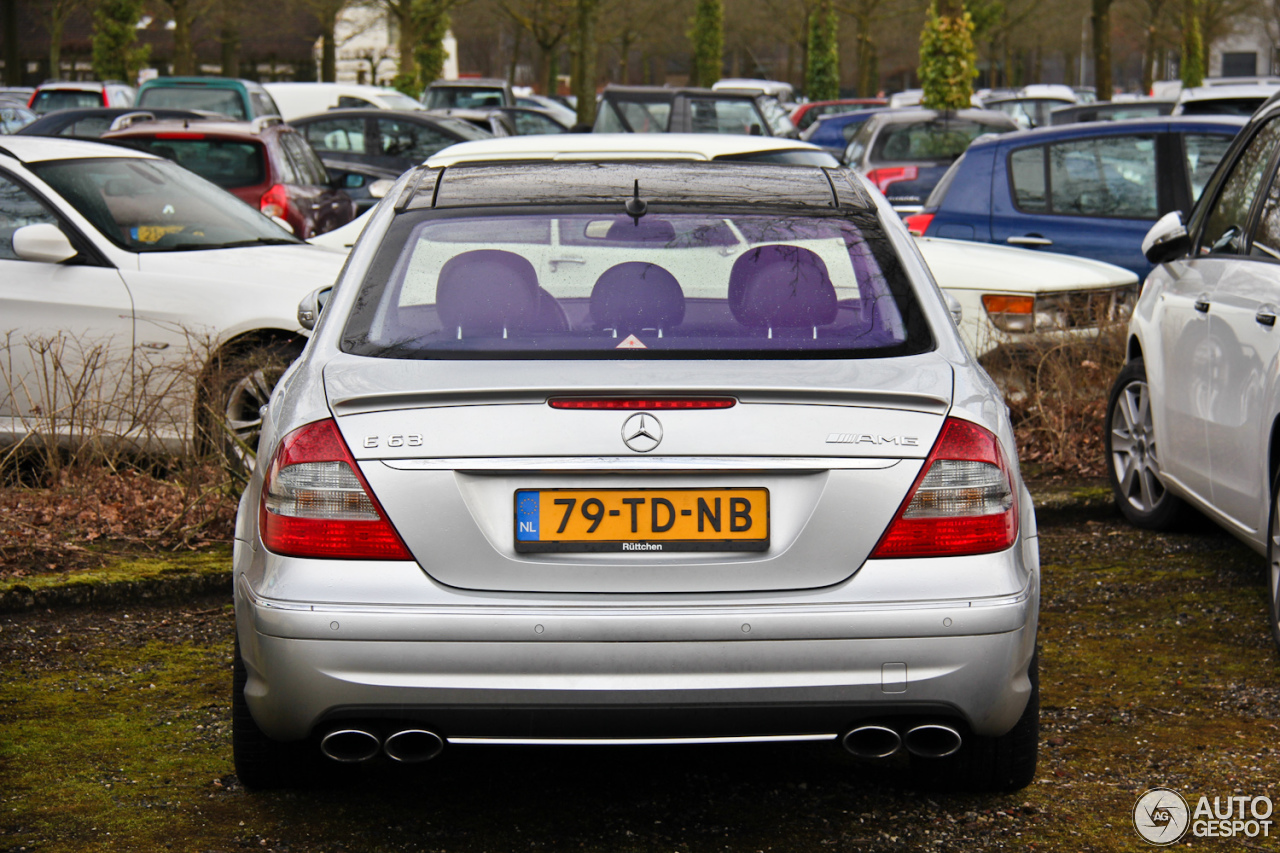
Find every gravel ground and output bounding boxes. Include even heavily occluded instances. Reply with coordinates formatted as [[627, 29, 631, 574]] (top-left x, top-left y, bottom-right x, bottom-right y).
[[1, 489, 1278, 852]]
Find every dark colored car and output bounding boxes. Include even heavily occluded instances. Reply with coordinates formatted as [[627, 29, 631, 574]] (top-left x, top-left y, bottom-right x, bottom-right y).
[[1049, 100, 1175, 125], [595, 86, 800, 138], [290, 108, 492, 174], [322, 159, 400, 214], [801, 108, 890, 156], [790, 98, 887, 132], [16, 107, 214, 139], [904, 116, 1246, 276], [136, 77, 280, 120], [101, 117, 356, 239], [842, 108, 1019, 213]]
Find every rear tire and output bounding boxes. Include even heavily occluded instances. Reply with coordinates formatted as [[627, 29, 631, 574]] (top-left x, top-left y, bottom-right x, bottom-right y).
[[1105, 359, 1185, 530], [910, 653, 1039, 792], [232, 638, 314, 790]]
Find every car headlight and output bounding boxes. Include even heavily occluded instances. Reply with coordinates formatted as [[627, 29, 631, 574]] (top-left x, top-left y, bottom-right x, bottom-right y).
[[981, 286, 1137, 333]]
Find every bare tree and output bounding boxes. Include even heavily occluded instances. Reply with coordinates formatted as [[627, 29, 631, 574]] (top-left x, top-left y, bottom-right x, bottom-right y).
[[43, 0, 82, 79], [159, 0, 214, 75], [502, 0, 575, 94]]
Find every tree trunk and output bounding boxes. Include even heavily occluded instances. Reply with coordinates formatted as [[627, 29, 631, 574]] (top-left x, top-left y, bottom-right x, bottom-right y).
[[397, 3, 417, 83], [545, 44, 559, 96], [1091, 0, 1112, 101], [322, 9, 337, 82], [50, 17, 64, 80], [172, 0, 195, 75], [3, 0, 20, 85], [508, 23, 522, 83], [220, 0, 241, 77], [573, 0, 598, 126]]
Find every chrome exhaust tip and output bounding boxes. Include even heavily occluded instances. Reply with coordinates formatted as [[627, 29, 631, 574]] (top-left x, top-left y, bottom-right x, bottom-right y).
[[320, 728, 381, 763], [903, 724, 962, 758], [841, 725, 902, 759], [383, 729, 445, 764]]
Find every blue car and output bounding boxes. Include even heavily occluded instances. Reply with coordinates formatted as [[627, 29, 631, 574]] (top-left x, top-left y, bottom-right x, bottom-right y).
[[800, 108, 890, 156], [905, 115, 1246, 277]]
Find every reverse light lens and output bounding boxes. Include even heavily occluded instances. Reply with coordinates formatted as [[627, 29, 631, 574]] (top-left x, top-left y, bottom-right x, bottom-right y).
[[865, 166, 919, 193], [549, 398, 736, 410], [260, 419, 411, 560], [871, 418, 1017, 558]]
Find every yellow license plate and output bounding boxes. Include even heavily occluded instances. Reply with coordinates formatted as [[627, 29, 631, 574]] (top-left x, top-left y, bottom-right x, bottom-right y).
[[514, 488, 769, 553]]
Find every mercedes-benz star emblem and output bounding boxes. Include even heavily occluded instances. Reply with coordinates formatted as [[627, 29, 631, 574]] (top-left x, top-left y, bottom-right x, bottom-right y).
[[621, 413, 662, 453]]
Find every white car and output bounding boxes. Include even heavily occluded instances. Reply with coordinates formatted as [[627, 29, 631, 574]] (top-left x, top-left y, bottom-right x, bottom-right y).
[[0, 136, 346, 465], [262, 82, 425, 121], [313, 135, 1139, 358], [1106, 95, 1280, 649]]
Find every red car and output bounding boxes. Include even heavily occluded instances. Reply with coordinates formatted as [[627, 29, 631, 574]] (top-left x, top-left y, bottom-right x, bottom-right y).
[[102, 117, 356, 239], [790, 98, 887, 131]]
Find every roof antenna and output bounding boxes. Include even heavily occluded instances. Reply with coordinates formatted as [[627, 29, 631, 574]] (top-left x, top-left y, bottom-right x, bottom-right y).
[[625, 179, 647, 224]]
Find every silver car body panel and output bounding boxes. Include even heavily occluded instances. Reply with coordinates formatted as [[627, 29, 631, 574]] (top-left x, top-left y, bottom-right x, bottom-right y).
[[234, 163, 1039, 747]]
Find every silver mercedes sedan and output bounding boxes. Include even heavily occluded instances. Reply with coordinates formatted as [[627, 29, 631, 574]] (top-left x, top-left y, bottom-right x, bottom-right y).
[[232, 160, 1041, 792]]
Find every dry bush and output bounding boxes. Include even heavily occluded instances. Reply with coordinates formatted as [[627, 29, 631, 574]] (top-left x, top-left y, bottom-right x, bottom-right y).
[[0, 330, 239, 578], [983, 322, 1129, 479]]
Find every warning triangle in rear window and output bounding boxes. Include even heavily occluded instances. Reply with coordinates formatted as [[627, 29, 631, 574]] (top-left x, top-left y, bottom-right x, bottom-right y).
[[616, 335, 647, 349]]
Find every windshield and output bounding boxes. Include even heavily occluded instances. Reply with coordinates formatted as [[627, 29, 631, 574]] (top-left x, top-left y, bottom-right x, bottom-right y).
[[32, 89, 103, 115], [30, 157, 297, 252], [343, 211, 930, 359], [123, 136, 265, 189], [425, 87, 505, 109], [138, 87, 246, 120], [873, 118, 1009, 163]]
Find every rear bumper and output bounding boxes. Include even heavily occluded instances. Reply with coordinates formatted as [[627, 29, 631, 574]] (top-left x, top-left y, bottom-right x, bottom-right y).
[[235, 573, 1038, 743]]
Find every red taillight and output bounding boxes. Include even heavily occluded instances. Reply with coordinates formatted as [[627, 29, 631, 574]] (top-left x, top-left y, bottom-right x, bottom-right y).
[[101, 90, 109, 107], [260, 183, 290, 221], [903, 212, 935, 236], [870, 417, 1017, 559], [548, 398, 736, 410], [259, 419, 412, 560], [865, 166, 919, 193], [154, 131, 206, 139]]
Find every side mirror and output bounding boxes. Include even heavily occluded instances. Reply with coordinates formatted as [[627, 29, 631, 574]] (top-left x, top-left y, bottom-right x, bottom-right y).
[[297, 285, 332, 331], [1142, 210, 1190, 264], [367, 179, 394, 199], [943, 291, 963, 327], [12, 223, 77, 264]]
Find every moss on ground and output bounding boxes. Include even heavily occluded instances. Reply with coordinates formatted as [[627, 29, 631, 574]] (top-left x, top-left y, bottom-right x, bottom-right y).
[[0, 547, 231, 597]]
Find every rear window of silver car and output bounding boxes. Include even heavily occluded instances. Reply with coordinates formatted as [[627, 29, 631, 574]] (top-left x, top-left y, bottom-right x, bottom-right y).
[[341, 211, 932, 359]]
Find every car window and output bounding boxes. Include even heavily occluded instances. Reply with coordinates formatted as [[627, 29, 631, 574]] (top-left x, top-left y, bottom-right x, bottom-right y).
[[1009, 146, 1047, 212], [138, 87, 246, 120], [689, 98, 764, 135], [1200, 118, 1280, 255], [29, 157, 294, 253], [511, 110, 565, 135], [338, 96, 375, 109], [1049, 135, 1157, 219], [1180, 98, 1267, 117], [280, 131, 330, 185], [59, 116, 112, 137], [1183, 133, 1235, 204], [425, 88, 504, 109], [376, 117, 454, 160], [757, 97, 796, 136], [302, 116, 367, 155], [871, 119, 1003, 163], [1249, 170, 1280, 261], [250, 92, 279, 117], [0, 172, 58, 260], [125, 137, 266, 189], [843, 122, 874, 166], [342, 212, 930, 360], [31, 89, 103, 115], [601, 99, 671, 133]]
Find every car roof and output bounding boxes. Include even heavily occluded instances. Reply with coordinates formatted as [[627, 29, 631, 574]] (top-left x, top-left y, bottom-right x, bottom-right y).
[[101, 117, 288, 139], [35, 81, 112, 91], [429, 78, 508, 88], [1179, 83, 1280, 100], [865, 108, 1018, 126], [409, 161, 857, 211], [0, 135, 158, 163], [140, 76, 258, 89], [601, 85, 758, 100], [293, 107, 442, 121], [970, 113, 1246, 145], [425, 133, 830, 166]]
